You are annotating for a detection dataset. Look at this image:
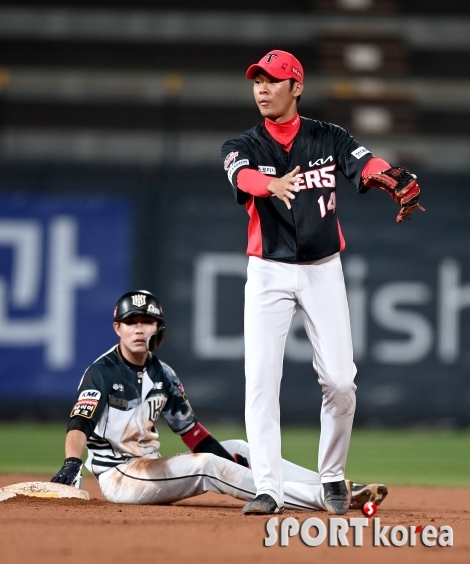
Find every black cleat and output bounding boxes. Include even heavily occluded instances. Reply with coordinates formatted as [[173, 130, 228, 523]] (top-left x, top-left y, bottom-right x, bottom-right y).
[[242, 494, 284, 515], [323, 480, 350, 515]]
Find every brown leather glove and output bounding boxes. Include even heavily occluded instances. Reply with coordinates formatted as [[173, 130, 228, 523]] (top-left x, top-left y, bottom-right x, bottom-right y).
[[363, 166, 425, 222]]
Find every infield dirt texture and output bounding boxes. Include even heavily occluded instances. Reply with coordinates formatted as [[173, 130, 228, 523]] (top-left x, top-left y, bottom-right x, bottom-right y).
[[0, 474, 469, 564]]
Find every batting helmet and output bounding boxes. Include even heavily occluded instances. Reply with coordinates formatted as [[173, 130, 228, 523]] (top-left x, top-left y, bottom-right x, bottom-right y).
[[114, 290, 166, 350]]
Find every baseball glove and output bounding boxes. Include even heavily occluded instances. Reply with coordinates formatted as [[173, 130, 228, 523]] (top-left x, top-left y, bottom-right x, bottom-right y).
[[362, 166, 425, 223]]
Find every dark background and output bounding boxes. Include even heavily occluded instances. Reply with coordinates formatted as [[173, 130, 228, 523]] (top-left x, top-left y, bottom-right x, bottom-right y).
[[0, 0, 469, 426]]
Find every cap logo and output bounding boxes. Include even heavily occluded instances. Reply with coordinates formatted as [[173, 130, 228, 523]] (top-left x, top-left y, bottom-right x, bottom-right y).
[[147, 304, 159, 314], [131, 294, 147, 307], [292, 67, 302, 79], [265, 53, 279, 64]]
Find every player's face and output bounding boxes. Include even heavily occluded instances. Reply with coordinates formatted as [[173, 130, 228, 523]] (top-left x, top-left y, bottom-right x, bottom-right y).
[[114, 315, 158, 358], [253, 73, 303, 122]]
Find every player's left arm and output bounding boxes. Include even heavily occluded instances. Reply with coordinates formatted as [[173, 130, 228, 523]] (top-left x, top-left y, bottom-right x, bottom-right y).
[[331, 124, 424, 222], [160, 363, 249, 467], [360, 160, 425, 222]]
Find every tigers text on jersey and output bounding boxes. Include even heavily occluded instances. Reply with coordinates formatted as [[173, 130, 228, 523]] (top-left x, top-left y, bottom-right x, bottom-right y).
[[68, 346, 196, 476], [221, 117, 373, 263]]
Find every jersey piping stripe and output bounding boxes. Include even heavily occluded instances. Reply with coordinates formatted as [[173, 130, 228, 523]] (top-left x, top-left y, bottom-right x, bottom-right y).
[[77, 345, 118, 389], [337, 218, 346, 251], [245, 197, 262, 258], [91, 345, 118, 366], [114, 468, 313, 511], [115, 466, 257, 493]]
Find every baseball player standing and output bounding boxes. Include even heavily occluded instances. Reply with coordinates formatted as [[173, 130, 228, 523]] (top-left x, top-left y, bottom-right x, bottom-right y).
[[221, 50, 423, 515], [51, 290, 388, 511]]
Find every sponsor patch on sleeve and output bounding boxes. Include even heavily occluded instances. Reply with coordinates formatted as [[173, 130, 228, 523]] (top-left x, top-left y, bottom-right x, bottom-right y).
[[227, 159, 249, 185], [78, 389, 101, 401], [351, 146, 371, 160], [71, 399, 99, 419], [224, 151, 239, 170], [258, 166, 276, 175]]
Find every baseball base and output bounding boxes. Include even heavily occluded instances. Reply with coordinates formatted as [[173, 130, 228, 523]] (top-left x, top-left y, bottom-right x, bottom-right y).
[[0, 481, 89, 501]]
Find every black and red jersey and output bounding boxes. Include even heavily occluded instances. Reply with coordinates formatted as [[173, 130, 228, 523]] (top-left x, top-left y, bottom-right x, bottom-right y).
[[221, 117, 373, 263]]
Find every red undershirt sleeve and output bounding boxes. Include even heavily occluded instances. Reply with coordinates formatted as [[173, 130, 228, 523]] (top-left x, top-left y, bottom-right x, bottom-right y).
[[237, 157, 390, 195], [237, 168, 271, 197], [361, 157, 391, 179]]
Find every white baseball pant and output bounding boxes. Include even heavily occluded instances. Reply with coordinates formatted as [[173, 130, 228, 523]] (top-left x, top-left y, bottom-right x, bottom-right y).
[[98, 439, 325, 510], [244, 253, 357, 506]]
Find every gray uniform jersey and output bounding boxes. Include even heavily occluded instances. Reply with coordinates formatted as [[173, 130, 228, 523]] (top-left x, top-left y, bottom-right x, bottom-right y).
[[68, 346, 196, 476]]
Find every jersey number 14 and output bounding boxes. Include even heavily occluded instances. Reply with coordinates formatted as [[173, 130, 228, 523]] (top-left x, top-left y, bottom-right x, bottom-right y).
[[318, 192, 337, 218]]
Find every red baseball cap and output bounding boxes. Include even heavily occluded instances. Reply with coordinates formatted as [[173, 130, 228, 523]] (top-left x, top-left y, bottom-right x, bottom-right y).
[[246, 50, 304, 83]]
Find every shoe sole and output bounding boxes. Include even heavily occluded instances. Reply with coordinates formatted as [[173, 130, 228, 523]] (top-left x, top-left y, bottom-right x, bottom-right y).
[[350, 484, 388, 510], [242, 505, 285, 515]]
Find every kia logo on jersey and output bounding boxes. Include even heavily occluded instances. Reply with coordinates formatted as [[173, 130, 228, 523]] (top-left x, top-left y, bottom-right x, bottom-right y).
[[309, 156, 333, 167]]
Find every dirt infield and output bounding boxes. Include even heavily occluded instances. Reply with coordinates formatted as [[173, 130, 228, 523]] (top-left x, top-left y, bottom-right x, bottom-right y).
[[0, 474, 469, 564]]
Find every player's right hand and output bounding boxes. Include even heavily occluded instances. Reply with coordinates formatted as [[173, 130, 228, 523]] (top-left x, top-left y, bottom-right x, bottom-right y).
[[267, 166, 301, 210], [50, 457, 83, 486]]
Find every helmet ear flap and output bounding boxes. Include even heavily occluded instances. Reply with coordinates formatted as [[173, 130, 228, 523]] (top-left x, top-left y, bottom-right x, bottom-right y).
[[146, 323, 166, 351]]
